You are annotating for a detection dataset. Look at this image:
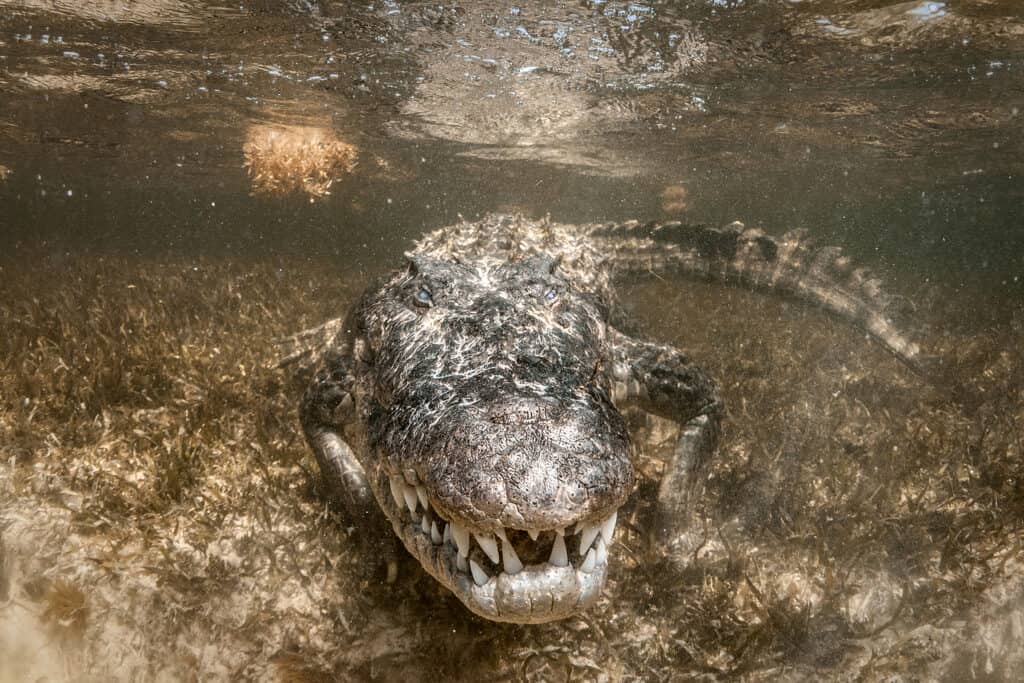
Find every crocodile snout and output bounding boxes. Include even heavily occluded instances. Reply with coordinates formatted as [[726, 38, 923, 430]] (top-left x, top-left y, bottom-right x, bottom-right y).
[[378, 396, 633, 623], [418, 398, 633, 534]]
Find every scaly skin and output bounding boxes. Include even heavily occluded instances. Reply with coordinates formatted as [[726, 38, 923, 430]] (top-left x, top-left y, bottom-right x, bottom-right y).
[[281, 214, 927, 623]]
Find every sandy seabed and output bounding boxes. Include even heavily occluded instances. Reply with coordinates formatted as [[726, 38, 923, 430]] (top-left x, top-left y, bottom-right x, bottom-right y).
[[1, 254, 1022, 681]]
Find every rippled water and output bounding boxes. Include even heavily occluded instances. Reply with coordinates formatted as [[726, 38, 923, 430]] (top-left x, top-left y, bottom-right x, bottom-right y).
[[0, 1, 1022, 680], [1, 1, 1020, 280]]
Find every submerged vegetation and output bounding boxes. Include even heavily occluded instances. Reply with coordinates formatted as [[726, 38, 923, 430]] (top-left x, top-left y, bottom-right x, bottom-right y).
[[244, 124, 358, 201], [0, 254, 1021, 680]]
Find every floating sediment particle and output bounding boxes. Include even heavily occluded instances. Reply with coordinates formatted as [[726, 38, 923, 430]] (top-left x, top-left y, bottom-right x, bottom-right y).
[[660, 183, 689, 213], [0, 164, 11, 182], [243, 124, 357, 200]]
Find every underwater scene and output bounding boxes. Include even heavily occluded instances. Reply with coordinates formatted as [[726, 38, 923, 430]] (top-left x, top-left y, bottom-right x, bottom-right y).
[[0, 1, 1022, 680]]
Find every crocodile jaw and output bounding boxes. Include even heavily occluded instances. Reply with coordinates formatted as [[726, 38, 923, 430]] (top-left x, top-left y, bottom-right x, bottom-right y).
[[374, 469, 614, 623]]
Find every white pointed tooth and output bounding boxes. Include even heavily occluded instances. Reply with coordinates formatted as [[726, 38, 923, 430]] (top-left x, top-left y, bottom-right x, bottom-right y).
[[475, 534, 500, 564], [451, 523, 470, 558], [469, 559, 489, 586], [421, 514, 430, 535], [456, 554, 468, 572], [579, 523, 601, 556], [580, 547, 597, 573], [595, 536, 608, 566], [600, 511, 617, 542], [528, 529, 539, 541], [416, 485, 428, 510], [549, 534, 568, 567], [443, 522, 452, 544], [388, 476, 404, 509], [556, 527, 565, 536], [501, 539, 523, 575], [431, 521, 443, 544], [402, 485, 418, 515]]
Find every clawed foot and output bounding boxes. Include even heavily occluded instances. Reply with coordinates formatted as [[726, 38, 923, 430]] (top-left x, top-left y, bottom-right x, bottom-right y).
[[654, 524, 730, 575]]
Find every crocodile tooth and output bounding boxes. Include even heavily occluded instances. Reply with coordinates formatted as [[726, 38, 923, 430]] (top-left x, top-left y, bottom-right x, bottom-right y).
[[456, 554, 468, 572], [475, 534, 500, 564], [579, 523, 601, 556], [600, 511, 617, 542], [431, 520, 443, 544], [402, 485, 418, 515], [595, 536, 608, 566], [580, 547, 597, 573], [421, 514, 430, 535], [549, 534, 568, 567], [443, 522, 451, 544], [501, 538, 523, 575], [388, 476, 404, 509], [469, 559, 489, 586], [528, 529, 539, 541], [451, 522, 470, 558], [415, 485, 428, 511]]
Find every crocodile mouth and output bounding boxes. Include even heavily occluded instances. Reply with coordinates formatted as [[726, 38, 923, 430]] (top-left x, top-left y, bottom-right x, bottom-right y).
[[375, 470, 617, 623]]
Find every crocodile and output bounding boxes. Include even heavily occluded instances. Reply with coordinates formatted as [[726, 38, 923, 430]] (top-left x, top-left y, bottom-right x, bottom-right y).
[[279, 213, 928, 624]]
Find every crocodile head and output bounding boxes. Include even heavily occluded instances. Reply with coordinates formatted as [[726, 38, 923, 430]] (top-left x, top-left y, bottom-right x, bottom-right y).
[[355, 251, 634, 622]]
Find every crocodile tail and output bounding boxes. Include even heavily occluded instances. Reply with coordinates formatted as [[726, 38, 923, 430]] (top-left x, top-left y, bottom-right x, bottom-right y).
[[591, 220, 934, 374]]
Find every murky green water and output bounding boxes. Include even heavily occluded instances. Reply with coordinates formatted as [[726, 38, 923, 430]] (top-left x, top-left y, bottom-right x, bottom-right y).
[[1, 1, 1022, 681]]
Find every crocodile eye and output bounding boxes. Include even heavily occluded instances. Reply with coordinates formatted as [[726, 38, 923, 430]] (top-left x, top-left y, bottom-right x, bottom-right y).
[[544, 287, 558, 305], [414, 288, 433, 308]]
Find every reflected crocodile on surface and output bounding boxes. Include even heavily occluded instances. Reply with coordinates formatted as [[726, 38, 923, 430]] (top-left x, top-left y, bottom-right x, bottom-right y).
[[282, 213, 929, 623]]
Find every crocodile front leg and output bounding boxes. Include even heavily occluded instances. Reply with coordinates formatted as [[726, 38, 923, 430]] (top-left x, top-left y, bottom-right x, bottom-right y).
[[610, 329, 723, 556], [301, 356, 400, 582]]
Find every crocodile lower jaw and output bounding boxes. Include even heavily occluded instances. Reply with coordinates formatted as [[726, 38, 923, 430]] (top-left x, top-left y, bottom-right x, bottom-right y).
[[378, 472, 616, 623], [400, 522, 610, 623]]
